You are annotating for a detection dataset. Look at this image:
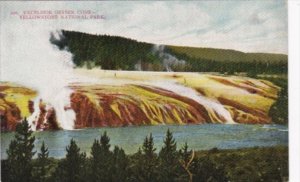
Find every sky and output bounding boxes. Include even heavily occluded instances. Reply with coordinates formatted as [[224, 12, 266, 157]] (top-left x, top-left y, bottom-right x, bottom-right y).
[[0, 1, 288, 54]]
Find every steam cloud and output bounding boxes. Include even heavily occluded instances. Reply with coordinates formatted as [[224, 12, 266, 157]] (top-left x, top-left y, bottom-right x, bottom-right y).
[[1, 23, 79, 130], [153, 45, 186, 72], [134, 45, 186, 72]]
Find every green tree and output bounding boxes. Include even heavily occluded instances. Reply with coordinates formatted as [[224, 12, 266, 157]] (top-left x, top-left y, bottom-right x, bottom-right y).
[[90, 131, 113, 182], [53, 139, 86, 182], [158, 129, 179, 182], [269, 80, 288, 124], [34, 141, 50, 182], [111, 146, 129, 182], [128, 148, 144, 182], [100, 131, 111, 151], [90, 139, 101, 182], [193, 156, 228, 182], [129, 134, 158, 182], [6, 118, 36, 182], [141, 133, 158, 182]]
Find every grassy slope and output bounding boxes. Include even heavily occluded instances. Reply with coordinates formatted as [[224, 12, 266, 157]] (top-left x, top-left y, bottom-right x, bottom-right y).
[[167, 45, 287, 63]]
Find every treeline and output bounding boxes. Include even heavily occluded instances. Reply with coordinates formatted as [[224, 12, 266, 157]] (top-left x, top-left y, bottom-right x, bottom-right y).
[[267, 76, 288, 124], [1, 119, 288, 182], [165, 47, 287, 74], [50, 30, 287, 74], [50, 30, 157, 70]]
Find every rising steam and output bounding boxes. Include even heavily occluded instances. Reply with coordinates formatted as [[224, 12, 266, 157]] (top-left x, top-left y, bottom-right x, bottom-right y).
[[1, 25, 233, 130], [153, 45, 186, 72], [1, 26, 78, 130]]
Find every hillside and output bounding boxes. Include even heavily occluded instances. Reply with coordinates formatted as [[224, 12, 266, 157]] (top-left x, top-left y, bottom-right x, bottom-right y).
[[167, 46, 287, 63], [51, 30, 287, 74]]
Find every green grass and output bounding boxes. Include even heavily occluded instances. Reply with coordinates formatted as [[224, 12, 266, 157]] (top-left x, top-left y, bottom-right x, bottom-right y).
[[167, 45, 287, 63]]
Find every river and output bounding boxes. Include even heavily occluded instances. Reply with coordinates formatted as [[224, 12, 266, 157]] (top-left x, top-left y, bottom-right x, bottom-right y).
[[1, 124, 288, 159]]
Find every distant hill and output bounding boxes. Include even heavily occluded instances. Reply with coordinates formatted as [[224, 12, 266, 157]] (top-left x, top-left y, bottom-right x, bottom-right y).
[[50, 30, 287, 74], [167, 46, 287, 63]]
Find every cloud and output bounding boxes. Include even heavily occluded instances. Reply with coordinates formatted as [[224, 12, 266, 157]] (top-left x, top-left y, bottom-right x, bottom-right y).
[[249, 12, 267, 25], [0, 1, 287, 54]]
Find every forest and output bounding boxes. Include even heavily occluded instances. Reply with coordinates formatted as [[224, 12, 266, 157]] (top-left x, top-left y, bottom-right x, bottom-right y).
[[266, 76, 288, 124], [50, 30, 287, 74], [50, 30, 154, 70], [1, 119, 288, 182]]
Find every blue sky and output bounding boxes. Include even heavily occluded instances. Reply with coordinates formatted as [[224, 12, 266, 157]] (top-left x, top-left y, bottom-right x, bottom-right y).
[[1, 1, 288, 54]]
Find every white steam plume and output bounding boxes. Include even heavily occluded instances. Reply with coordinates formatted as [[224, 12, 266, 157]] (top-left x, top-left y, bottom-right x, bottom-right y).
[[0, 21, 79, 129], [153, 45, 186, 72]]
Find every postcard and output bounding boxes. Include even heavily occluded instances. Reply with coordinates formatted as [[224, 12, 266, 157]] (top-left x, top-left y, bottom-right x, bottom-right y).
[[0, 1, 289, 182]]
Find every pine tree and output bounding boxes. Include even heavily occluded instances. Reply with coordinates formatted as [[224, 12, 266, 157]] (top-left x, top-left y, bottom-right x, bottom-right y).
[[90, 131, 113, 182], [143, 133, 156, 158], [100, 131, 111, 152], [54, 139, 86, 182], [99, 131, 113, 181], [140, 133, 158, 182], [111, 146, 129, 182], [34, 141, 50, 182], [158, 129, 179, 182], [128, 148, 144, 182], [90, 139, 101, 182], [5, 140, 18, 182], [6, 118, 36, 182]]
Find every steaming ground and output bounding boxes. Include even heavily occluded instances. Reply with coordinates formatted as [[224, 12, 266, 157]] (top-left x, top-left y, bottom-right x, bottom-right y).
[[3, 23, 272, 129], [73, 69, 237, 124], [1, 28, 99, 130], [4, 22, 278, 129], [0, 18, 114, 129], [0, 27, 233, 129], [154, 45, 186, 72]]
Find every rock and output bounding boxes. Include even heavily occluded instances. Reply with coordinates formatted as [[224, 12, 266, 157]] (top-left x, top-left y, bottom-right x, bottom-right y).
[[1, 71, 281, 131], [70, 84, 211, 129], [0, 99, 22, 131], [0, 83, 60, 131], [35, 99, 60, 131], [0, 83, 36, 131]]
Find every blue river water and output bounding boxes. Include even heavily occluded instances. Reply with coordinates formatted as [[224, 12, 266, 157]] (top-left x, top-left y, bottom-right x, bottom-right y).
[[1, 124, 288, 159]]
